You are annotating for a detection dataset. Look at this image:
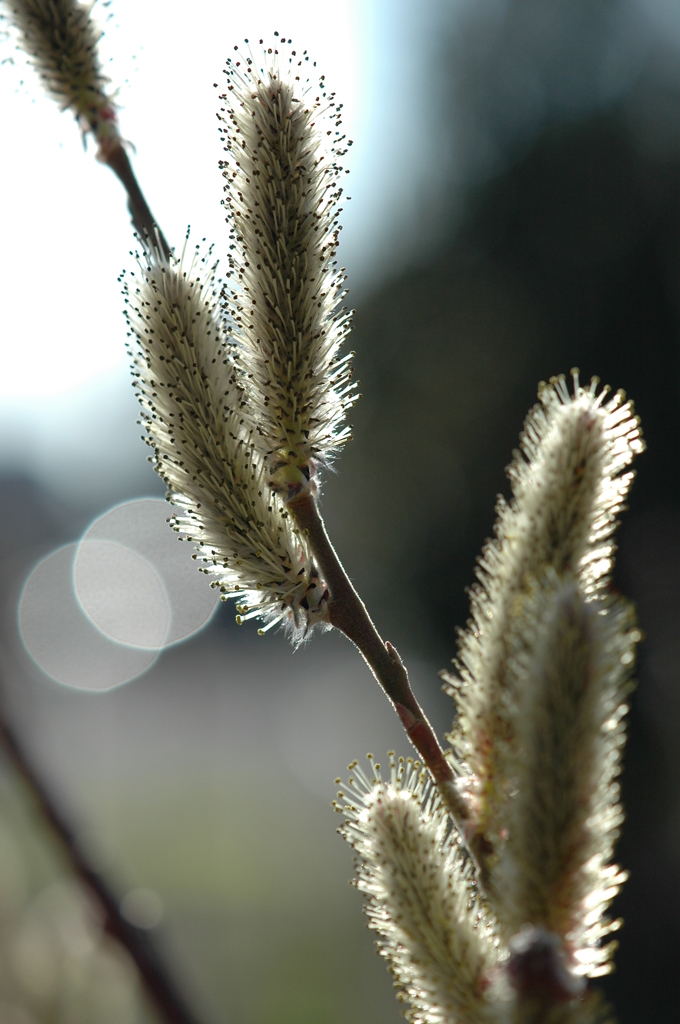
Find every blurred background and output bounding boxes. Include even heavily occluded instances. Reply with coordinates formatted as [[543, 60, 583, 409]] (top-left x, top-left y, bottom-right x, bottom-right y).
[[1, 0, 680, 1020]]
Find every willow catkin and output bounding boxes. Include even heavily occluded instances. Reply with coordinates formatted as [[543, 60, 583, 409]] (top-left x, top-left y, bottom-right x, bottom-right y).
[[496, 574, 638, 978], [124, 241, 328, 636], [217, 37, 357, 500], [2, 0, 119, 153], [442, 373, 644, 844], [336, 754, 500, 1024]]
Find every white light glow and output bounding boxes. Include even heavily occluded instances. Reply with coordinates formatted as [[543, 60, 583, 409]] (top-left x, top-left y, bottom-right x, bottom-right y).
[[18, 544, 160, 690], [78, 498, 219, 645]]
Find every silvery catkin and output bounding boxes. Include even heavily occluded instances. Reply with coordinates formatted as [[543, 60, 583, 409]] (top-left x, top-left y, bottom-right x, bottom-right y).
[[217, 38, 357, 500]]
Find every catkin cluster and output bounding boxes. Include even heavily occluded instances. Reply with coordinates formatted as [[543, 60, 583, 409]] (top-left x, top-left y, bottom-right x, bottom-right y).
[[444, 374, 642, 980], [340, 374, 642, 1023], [446, 376, 643, 843], [123, 38, 360, 634]]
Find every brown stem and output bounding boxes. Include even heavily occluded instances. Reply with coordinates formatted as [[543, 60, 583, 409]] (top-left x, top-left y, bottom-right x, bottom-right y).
[[105, 144, 171, 258], [0, 709, 205, 1024], [289, 492, 469, 824]]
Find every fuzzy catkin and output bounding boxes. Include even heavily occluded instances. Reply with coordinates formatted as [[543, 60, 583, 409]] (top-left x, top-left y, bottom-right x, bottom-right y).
[[124, 241, 328, 635], [443, 374, 644, 843], [217, 38, 357, 499], [496, 575, 637, 977], [2, 0, 119, 152], [337, 755, 500, 1024]]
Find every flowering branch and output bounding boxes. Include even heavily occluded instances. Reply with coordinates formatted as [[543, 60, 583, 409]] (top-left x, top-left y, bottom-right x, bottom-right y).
[[337, 374, 642, 1022], [210, 42, 473, 821], [3, 14, 648, 1024]]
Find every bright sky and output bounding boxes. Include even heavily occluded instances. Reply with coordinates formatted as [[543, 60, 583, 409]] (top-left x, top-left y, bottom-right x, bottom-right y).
[[0, 0, 458, 500], [0, 1, 454, 396]]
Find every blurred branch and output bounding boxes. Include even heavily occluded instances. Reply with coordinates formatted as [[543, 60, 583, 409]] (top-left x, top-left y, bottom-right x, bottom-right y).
[[0, 689, 206, 1024]]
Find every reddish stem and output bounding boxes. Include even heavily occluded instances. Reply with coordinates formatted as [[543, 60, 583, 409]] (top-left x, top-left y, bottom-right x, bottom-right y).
[[105, 144, 171, 258], [289, 492, 469, 824]]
